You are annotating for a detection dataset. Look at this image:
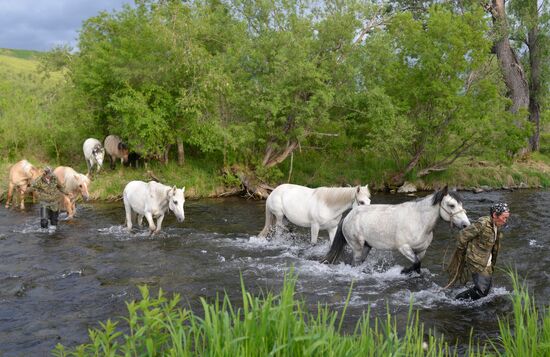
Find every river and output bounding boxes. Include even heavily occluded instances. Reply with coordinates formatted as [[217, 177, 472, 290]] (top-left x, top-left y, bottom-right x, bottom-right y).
[[0, 189, 548, 355]]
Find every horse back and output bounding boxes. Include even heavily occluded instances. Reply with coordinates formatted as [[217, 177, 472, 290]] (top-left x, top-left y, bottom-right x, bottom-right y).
[[124, 181, 168, 215], [83, 138, 102, 157], [9, 160, 40, 186]]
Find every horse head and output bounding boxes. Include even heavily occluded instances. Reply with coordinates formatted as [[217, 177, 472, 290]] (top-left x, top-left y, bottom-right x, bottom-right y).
[[75, 174, 90, 201], [434, 186, 470, 228], [118, 142, 129, 163], [168, 186, 185, 223], [353, 185, 371, 207]]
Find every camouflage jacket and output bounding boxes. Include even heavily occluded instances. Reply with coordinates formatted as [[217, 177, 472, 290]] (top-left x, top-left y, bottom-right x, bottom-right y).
[[29, 175, 61, 210], [446, 216, 502, 285]]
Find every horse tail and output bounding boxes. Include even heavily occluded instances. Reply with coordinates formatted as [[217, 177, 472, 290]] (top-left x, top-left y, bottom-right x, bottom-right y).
[[259, 205, 275, 238], [321, 215, 348, 264]]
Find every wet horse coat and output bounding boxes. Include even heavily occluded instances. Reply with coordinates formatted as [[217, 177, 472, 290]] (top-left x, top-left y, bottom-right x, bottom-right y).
[[323, 187, 470, 274], [123, 180, 185, 235], [259, 184, 371, 244], [53, 166, 90, 218], [5, 160, 43, 209]]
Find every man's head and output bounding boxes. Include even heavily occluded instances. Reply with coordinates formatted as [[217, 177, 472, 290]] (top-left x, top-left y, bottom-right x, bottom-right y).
[[490, 202, 510, 227], [42, 166, 54, 183]]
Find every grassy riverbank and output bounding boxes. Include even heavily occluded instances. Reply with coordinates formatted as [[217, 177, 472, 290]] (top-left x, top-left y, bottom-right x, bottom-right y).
[[1, 148, 549, 205], [52, 271, 549, 356]]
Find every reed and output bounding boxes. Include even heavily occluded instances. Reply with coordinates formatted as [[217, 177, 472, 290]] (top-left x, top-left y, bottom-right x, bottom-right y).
[[52, 271, 549, 356]]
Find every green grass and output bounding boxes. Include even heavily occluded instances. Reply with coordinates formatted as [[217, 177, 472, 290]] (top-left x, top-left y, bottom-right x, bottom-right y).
[[0, 48, 43, 60], [52, 270, 550, 356]]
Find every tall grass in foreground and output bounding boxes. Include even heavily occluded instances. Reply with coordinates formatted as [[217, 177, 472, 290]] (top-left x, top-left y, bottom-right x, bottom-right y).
[[53, 272, 549, 356]]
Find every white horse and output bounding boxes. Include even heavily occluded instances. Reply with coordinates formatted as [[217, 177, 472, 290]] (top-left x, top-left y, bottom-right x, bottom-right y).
[[83, 138, 105, 175], [323, 186, 470, 274], [259, 184, 371, 244], [123, 180, 185, 235]]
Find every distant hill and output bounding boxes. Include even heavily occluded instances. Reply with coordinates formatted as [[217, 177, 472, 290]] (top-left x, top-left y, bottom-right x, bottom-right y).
[[0, 48, 43, 60]]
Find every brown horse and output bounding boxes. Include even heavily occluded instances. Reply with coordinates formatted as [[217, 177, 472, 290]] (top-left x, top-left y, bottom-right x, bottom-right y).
[[104, 135, 129, 169], [5, 160, 43, 210], [53, 166, 90, 219]]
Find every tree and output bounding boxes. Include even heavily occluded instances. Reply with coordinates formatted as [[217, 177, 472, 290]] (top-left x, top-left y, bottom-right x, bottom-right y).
[[508, 0, 550, 151]]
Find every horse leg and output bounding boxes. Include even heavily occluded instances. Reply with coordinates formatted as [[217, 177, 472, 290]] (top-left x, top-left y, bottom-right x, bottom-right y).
[[259, 207, 275, 238], [398, 245, 422, 275], [18, 186, 26, 210], [137, 214, 144, 227], [144, 212, 156, 234], [64, 195, 74, 219], [86, 159, 91, 176], [124, 201, 133, 232], [110, 155, 115, 170], [310, 223, 320, 244], [5, 182, 14, 208], [154, 214, 165, 234]]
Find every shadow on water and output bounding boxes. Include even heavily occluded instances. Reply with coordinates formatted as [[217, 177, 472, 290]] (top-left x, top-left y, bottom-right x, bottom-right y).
[[0, 191, 549, 355]]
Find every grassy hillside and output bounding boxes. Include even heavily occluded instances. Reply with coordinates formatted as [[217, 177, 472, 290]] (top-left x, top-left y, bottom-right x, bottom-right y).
[[0, 48, 43, 60]]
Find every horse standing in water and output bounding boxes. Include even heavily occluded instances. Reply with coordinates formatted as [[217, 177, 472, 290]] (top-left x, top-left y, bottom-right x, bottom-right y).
[[323, 186, 470, 274], [123, 180, 185, 235], [5, 160, 43, 210], [53, 166, 90, 219], [259, 184, 371, 244], [83, 138, 105, 175]]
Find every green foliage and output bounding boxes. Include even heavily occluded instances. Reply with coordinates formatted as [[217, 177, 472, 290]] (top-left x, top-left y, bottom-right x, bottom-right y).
[[53, 271, 550, 356], [0, 0, 548, 189]]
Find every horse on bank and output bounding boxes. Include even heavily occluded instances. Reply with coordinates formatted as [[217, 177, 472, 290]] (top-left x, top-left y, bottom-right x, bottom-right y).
[[104, 135, 129, 169], [123, 180, 185, 235], [5, 160, 43, 210], [83, 138, 105, 175], [259, 184, 371, 244], [323, 186, 470, 274], [53, 166, 90, 219]]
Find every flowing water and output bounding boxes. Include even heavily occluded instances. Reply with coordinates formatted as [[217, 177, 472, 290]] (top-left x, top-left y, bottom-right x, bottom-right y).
[[0, 189, 548, 356]]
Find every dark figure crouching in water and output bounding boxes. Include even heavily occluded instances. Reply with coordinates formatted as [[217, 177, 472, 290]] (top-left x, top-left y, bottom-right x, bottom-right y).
[[29, 166, 62, 229], [445, 203, 511, 300]]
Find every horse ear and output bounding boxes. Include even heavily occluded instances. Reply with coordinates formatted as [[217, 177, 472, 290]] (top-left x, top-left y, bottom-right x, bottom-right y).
[[356, 186, 360, 193], [182, 186, 185, 192], [442, 185, 448, 195]]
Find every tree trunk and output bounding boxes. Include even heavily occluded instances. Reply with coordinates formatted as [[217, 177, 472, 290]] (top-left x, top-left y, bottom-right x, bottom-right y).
[[262, 139, 299, 168], [490, 0, 529, 114], [177, 137, 185, 166], [527, 3, 541, 151]]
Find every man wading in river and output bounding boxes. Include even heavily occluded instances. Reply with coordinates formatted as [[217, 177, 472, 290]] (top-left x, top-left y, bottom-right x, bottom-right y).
[[29, 166, 63, 230], [445, 203, 511, 300]]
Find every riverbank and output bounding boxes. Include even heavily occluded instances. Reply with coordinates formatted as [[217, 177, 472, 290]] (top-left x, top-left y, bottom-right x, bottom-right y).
[[1, 153, 549, 203]]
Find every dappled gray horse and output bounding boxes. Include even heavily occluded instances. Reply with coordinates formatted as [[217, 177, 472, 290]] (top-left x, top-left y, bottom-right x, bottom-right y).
[[83, 138, 105, 175], [323, 186, 470, 274]]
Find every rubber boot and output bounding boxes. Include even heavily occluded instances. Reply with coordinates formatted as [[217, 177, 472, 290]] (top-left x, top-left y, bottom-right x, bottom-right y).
[[40, 206, 49, 228], [455, 273, 492, 301], [49, 209, 59, 227]]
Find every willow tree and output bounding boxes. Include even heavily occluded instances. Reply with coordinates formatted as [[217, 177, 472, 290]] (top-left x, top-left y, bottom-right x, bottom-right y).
[[352, 6, 516, 184]]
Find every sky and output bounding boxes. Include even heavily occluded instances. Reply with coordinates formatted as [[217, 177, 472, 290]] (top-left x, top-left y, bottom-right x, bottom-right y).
[[0, 0, 132, 52]]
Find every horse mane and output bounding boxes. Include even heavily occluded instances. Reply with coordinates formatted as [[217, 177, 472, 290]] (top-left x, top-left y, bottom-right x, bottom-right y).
[[316, 187, 359, 207], [21, 160, 34, 175], [431, 188, 463, 206]]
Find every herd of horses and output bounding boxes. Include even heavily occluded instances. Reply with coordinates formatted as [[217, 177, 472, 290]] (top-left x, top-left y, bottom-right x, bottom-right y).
[[3, 136, 471, 274]]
